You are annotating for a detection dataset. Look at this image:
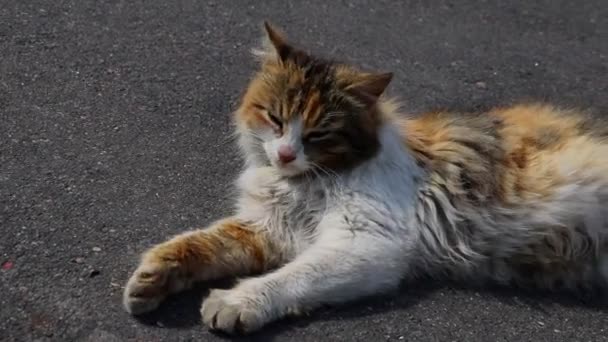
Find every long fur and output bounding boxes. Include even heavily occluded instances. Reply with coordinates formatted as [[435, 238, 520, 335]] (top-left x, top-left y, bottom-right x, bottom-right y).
[[123, 23, 608, 335]]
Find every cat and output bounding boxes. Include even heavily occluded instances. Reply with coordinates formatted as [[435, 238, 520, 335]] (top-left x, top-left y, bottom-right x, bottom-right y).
[[123, 22, 608, 334]]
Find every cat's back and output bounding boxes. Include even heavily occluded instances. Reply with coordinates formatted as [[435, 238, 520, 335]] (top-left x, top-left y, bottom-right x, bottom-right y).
[[490, 103, 608, 202], [490, 103, 608, 160], [401, 103, 608, 205]]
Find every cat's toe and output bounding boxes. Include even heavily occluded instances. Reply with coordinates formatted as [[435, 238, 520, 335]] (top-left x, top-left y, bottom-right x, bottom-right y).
[[123, 292, 164, 315], [123, 263, 172, 315], [201, 289, 267, 335]]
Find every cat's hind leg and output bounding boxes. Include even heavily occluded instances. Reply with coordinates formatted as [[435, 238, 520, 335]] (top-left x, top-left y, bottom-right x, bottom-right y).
[[123, 218, 279, 315]]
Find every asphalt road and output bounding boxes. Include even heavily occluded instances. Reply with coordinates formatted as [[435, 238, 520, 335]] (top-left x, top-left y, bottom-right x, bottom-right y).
[[1, 1, 607, 341]]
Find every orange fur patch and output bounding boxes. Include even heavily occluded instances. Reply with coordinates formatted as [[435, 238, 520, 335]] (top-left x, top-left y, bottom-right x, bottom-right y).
[[144, 219, 273, 278], [402, 103, 607, 205], [218, 220, 267, 271]]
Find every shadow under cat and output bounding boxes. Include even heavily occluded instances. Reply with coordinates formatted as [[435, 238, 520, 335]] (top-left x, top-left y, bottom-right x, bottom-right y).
[[134, 277, 607, 341]]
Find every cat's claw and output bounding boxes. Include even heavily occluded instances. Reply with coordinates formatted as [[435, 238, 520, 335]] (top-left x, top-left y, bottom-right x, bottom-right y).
[[201, 288, 268, 335], [123, 262, 174, 315]]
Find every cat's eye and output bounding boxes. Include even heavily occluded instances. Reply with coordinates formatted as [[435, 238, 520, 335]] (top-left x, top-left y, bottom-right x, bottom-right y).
[[304, 131, 331, 143], [267, 113, 283, 129]]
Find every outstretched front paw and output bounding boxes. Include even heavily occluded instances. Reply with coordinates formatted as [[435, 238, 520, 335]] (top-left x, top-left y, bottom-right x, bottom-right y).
[[201, 288, 269, 335], [123, 257, 187, 315]]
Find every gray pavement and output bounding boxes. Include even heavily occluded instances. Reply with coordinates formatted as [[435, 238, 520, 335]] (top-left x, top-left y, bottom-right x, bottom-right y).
[[1, 1, 607, 341]]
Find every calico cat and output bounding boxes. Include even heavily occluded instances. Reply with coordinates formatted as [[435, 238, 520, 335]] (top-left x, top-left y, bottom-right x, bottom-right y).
[[123, 22, 608, 334]]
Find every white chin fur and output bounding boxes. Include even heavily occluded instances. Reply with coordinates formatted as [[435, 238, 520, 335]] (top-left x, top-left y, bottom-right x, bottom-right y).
[[271, 160, 309, 177]]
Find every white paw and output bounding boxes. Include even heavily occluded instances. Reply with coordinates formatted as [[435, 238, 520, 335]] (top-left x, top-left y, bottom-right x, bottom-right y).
[[201, 288, 269, 335]]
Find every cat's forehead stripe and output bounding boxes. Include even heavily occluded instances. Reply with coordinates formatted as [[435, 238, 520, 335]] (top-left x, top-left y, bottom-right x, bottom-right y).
[[302, 90, 323, 130]]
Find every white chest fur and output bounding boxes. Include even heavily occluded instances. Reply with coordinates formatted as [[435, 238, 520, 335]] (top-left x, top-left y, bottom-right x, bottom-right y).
[[235, 124, 423, 257]]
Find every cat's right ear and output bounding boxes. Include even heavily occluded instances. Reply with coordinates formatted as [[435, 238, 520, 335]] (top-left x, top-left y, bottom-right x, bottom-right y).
[[251, 21, 294, 63]]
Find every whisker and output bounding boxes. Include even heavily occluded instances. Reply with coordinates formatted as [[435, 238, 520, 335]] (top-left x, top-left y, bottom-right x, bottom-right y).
[[244, 129, 265, 142], [309, 162, 343, 196]]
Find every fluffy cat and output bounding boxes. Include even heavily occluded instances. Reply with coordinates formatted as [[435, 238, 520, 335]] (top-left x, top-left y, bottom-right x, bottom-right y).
[[123, 22, 608, 334]]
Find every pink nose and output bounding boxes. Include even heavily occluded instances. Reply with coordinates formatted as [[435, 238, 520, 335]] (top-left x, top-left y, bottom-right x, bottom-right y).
[[277, 145, 296, 164]]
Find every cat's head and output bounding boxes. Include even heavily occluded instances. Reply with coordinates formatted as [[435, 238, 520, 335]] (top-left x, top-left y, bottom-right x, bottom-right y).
[[235, 22, 393, 177]]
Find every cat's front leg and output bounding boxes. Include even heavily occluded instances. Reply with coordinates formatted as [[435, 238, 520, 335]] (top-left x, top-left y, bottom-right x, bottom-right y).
[[123, 218, 280, 315], [200, 215, 408, 334]]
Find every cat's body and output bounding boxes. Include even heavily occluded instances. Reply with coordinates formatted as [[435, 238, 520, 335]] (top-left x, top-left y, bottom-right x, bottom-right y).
[[239, 102, 608, 289], [123, 23, 608, 334], [405, 104, 608, 288]]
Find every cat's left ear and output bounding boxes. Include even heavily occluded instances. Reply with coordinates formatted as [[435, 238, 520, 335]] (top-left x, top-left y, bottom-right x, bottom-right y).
[[345, 72, 393, 106], [263, 21, 292, 61], [251, 21, 293, 63], [252, 21, 311, 66]]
